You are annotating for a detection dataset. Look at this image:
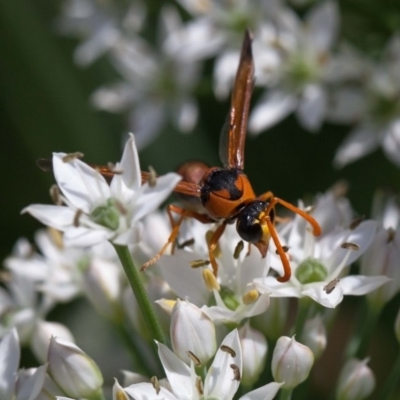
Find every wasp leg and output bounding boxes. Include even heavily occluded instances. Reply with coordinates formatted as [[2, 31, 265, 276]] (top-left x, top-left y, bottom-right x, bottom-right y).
[[207, 222, 228, 277], [141, 205, 214, 272]]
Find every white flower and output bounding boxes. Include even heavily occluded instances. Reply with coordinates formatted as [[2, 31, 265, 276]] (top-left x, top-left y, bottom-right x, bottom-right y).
[[254, 192, 390, 308], [23, 135, 181, 248], [333, 35, 400, 167], [124, 329, 283, 400], [152, 218, 271, 324], [92, 7, 200, 149], [249, 1, 339, 133], [0, 329, 48, 400]]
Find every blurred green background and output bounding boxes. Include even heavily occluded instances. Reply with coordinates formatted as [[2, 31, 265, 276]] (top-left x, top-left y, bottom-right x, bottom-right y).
[[2, 0, 400, 396]]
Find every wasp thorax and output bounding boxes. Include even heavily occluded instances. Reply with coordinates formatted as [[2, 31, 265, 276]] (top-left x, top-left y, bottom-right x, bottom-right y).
[[236, 200, 269, 243]]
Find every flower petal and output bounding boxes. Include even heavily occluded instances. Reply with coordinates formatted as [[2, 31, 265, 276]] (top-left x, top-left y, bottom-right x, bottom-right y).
[[22, 205, 75, 231], [131, 173, 182, 223], [239, 382, 284, 400], [382, 120, 400, 167], [63, 226, 111, 247], [124, 382, 178, 400], [17, 364, 48, 400], [340, 275, 391, 296], [249, 90, 297, 134], [301, 284, 344, 308], [0, 329, 20, 400], [53, 153, 110, 213]]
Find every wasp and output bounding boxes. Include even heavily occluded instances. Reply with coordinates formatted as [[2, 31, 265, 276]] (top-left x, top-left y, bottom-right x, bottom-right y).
[[38, 30, 321, 282]]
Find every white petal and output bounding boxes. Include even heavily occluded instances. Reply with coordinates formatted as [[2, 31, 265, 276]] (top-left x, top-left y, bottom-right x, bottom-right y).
[[0, 329, 20, 400], [173, 97, 198, 132], [213, 51, 240, 99], [157, 342, 193, 400], [53, 153, 110, 213], [382, 120, 400, 167], [333, 125, 380, 168], [17, 364, 48, 400], [204, 330, 242, 399], [254, 278, 301, 298], [340, 275, 391, 296], [22, 205, 75, 231], [131, 173, 182, 223], [124, 382, 177, 400], [119, 134, 142, 191], [305, 1, 339, 52], [249, 90, 297, 134], [113, 226, 142, 246], [63, 227, 111, 247], [296, 85, 327, 132], [157, 252, 209, 306], [128, 101, 166, 149], [239, 382, 284, 400], [302, 284, 344, 308]]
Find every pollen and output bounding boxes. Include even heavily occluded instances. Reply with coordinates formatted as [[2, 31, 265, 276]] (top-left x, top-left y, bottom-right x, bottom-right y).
[[202, 269, 220, 292], [242, 289, 259, 305]]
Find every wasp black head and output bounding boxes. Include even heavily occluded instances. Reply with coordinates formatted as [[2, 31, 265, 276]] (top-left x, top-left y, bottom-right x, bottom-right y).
[[236, 200, 274, 243]]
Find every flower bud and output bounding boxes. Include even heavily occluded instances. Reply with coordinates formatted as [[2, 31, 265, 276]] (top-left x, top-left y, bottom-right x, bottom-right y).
[[31, 320, 75, 364], [113, 378, 129, 400], [170, 299, 217, 365], [336, 358, 375, 400], [272, 336, 314, 389], [48, 336, 103, 398], [82, 258, 123, 322], [238, 322, 268, 386], [395, 306, 400, 344], [300, 315, 327, 359]]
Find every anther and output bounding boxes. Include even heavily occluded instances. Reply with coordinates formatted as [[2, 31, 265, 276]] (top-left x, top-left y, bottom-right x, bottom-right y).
[[62, 152, 84, 163], [148, 166, 157, 187], [234, 240, 244, 259], [114, 199, 127, 215], [195, 376, 204, 395], [349, 216, 365, 230], [187, 351, 201, 366], [276, 245, 289, 254], [220, 345, 236, 357], [177, 238, 195, 249], [73, 209, 83, 227], [323, 278, 340, 294], [48, 227, 64, 249], [202, 269, 220, 291], [230, 364, 241, 381], [50, 185, 62, 205], [341, 242, 360, 251], [242, 289, 259, 305], [191, 260, 210, 268], [150, 376, 160, 395]]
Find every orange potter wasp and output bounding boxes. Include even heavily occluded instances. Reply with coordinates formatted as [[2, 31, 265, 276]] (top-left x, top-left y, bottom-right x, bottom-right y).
[[38, 30, 321, 282]]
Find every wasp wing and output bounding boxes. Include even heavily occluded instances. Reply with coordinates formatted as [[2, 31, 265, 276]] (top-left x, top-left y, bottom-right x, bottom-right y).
[[219, 30, 254, 170]]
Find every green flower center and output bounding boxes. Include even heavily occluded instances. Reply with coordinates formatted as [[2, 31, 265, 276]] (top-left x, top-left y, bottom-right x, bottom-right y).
[[295, 258, 328, 284], [91, 198, 120, 230], [209, 286, 240, 311], [285, 52, 320, 90]]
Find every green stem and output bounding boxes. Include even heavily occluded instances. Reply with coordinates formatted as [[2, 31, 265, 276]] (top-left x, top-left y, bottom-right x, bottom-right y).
[[278, 388, 293, 400], [380, 348, 400, 399], [113, 244, 168, 347], [87, 388, 107, 400], [345, 301, 381, 359]]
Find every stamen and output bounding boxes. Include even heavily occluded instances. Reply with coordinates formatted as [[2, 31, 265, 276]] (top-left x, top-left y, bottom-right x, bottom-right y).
[[113, 199, 128, 215], [48, 227, 64, 249], [177, 238, 195, 249], [187, 351, 201, 366], [341, 242, 360, 251], [234, 240, 244, 259], [49, 185, 62, 205], [73, 209, 83, 227], [62, 152, 84, 163], [230, 364, 241, 381], [202, 269, 220, 291], [191, 260, 210, 268], [150, 376, 160, 395], [220, 345, 236, 357], [323, 278, 340, 294], [276, 245, 289, 254], [349, 216, 365, 230], [195, 376, 204, 395], [148, 166, 157, 187], [242, 289, 259, 304]]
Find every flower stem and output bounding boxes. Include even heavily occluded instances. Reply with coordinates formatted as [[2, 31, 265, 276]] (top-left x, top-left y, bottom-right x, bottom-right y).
[[380, 349, 400, 399], [113, 244, 168, 346], [87, 389, 106, 400], [345, 300, 381, 359], [279, 388, 293, 400]]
